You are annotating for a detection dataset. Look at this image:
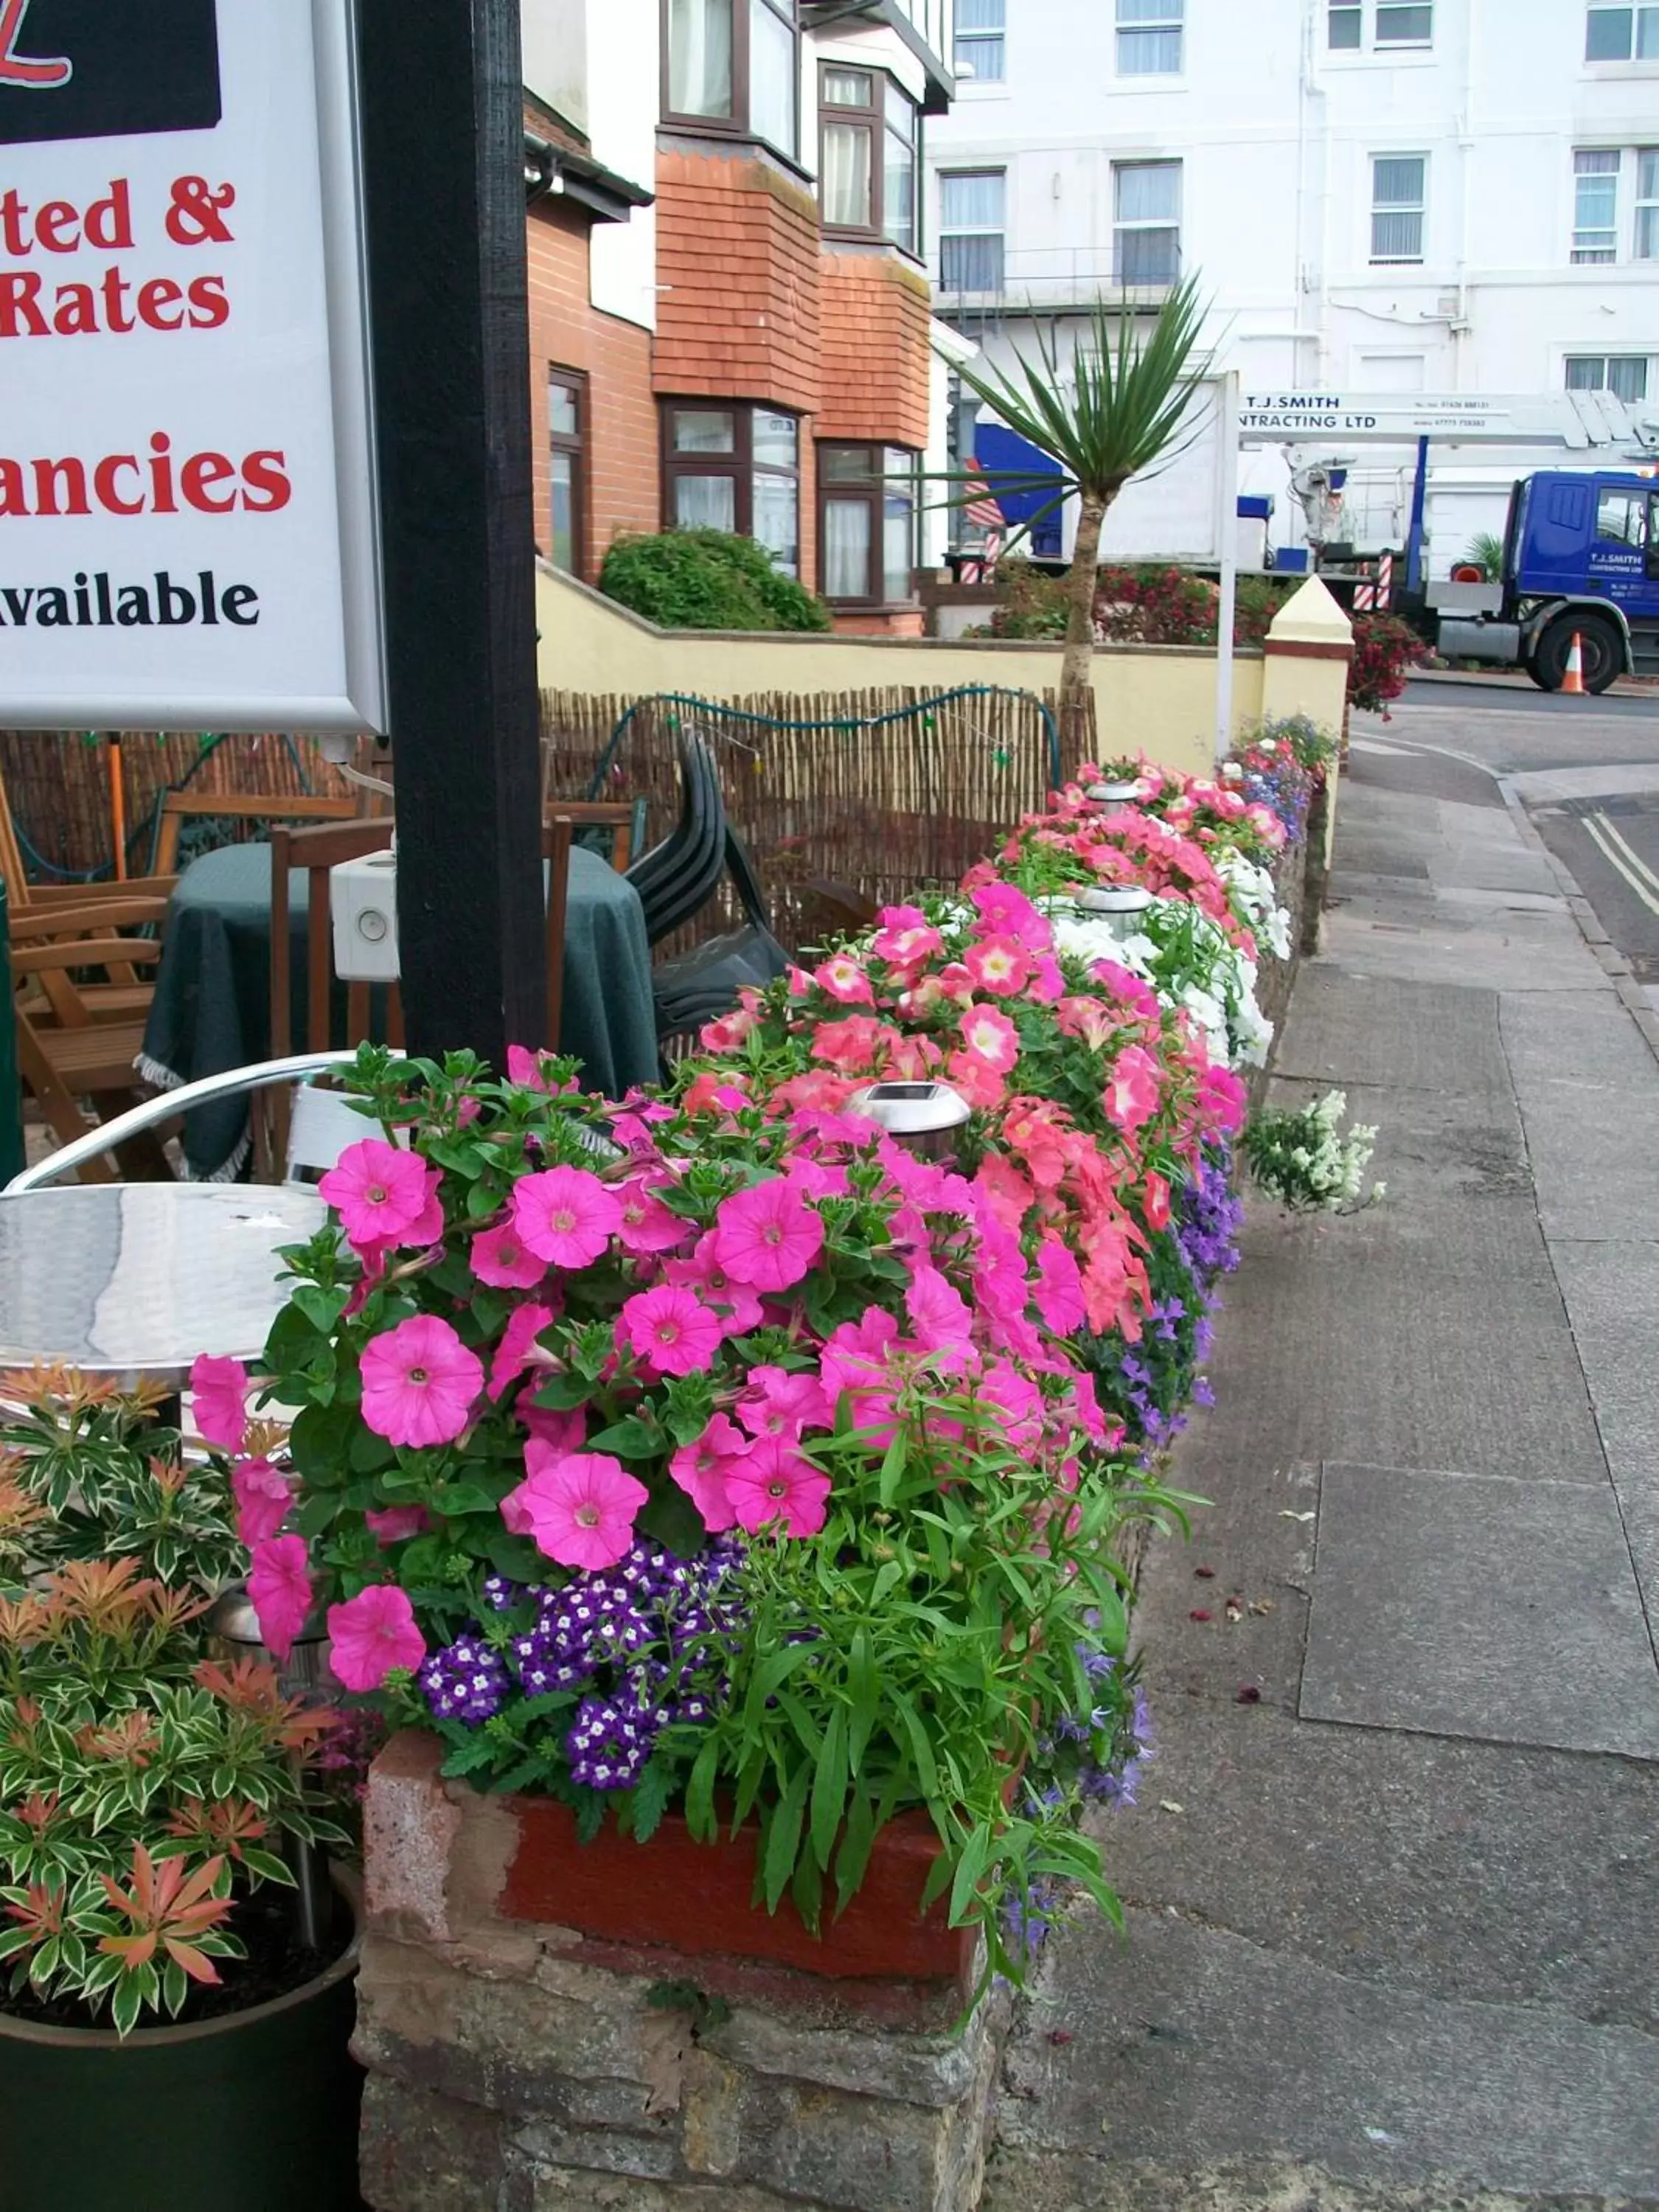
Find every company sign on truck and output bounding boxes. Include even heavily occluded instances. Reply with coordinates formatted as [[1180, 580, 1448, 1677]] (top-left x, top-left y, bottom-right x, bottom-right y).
[[0, 0, 384, 731]]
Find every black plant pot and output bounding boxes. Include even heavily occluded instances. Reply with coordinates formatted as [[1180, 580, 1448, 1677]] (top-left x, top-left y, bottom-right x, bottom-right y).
[[0, 1879, 362, 2212]]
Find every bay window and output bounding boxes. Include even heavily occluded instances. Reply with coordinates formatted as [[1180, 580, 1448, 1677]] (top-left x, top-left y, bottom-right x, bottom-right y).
[[820, 447, 919, 605], [818, 66, 920, 251], [664, 0, 801, 160], [663, 403, 802, 576]]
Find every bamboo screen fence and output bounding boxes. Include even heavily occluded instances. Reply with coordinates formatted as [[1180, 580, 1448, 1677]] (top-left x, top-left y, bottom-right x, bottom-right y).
[[543, 684, 1088, 956]]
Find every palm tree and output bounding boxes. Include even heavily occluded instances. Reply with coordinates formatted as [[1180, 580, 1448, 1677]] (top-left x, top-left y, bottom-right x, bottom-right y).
[[940, 276, 1213, 741]]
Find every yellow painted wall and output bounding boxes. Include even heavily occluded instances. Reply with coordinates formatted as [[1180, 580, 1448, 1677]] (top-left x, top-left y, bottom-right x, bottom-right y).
[[535, 567, 1285, 779]]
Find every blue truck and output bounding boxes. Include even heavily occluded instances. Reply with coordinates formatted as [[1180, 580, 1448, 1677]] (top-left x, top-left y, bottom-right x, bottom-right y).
[[1416, 468, 1659, 694]]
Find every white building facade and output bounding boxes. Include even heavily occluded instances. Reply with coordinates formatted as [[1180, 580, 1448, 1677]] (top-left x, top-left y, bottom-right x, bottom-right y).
[[927, 0, 1659, 572]]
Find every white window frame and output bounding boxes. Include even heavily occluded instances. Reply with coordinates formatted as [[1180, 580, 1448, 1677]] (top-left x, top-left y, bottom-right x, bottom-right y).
[[1328, 4, 1363, 47], [1636, 147, 1659, 258], [953, 0, 1005, 83], [1370, 153, 1427, 264], [1112, 159, 1183, 288], [1573, 148, 1621, 262], [1329, 2, 1434, 50], [1585, 4, 1659, 61], [1115, 0, 1183, 77], [938, 169, 1006, 293], [1375, 2, 1433, 44]]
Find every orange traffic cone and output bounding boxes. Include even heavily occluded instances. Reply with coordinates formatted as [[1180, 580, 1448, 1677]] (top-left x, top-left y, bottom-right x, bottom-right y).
[[1562, 632, 1586, 695]]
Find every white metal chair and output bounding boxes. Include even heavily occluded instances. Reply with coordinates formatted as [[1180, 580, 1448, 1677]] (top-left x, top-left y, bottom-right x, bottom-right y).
[[3, 1050, 404, 1194]]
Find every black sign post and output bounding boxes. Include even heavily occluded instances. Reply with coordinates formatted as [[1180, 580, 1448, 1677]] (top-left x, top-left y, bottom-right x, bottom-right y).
[[357, 0, 546, 1065]]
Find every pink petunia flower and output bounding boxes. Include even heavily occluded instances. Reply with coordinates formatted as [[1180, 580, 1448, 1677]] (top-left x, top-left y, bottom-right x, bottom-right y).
[[959, 1005, 1020, 1075], [191, 1354, 249, 1453], [905, 1266, 976, 1361], [470, 1221, 547, 1290], [964, 937, 1032, 998], [1105, 1045, 1165, 1133], [668, 1412, 746, 1532], [1141, 1170, 1172, 1232], [819, 1307, 905, 1444], [510, 1166, 624, 1268], [327, 1585, 428, 1691], [682, 1071, 752, 1117], [1034, 1236, 1088, 1338], [734, 1365, 832, 1441], [1196, 1062, 1248, 1135], [319, 1140, 435, 1254], [814, 952, 875, 1005], [360, 1315, 484, 1448], [519, 1402, 588, 1453], [667, 1236, 766, 1335], [248, 1535, 313, 1663], [618, 1284, 725, 1377], [945, 1048, 1007, 1112], [364, 1504, 431, 1546], [488, 1301, 560, 1401], [504, 1449, 649, 1571], [614, 1176, 691, 1255], [724, 1436, 832, 1538], [710, 1179, 825, 1293], [506, 1045, 552, 1092], [698, 1004, 757, 1052], [231, 1457, 292, 1547], [970, 880, 1052, 950]]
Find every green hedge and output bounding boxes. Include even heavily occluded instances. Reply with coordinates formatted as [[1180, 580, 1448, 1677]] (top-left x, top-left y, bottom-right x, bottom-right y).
[[599, 530, 832, 633]]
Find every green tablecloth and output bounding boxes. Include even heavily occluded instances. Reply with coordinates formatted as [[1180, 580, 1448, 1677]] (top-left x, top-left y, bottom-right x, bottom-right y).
[[140, 841, 659, 1179]]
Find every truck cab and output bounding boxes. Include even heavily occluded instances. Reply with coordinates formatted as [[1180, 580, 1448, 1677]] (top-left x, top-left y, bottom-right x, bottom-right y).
[[1425, 467, 1659, 692]]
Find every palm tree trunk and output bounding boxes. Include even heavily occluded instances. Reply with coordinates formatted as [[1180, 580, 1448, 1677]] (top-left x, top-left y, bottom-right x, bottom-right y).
[[1060, 493, 1107, 759]]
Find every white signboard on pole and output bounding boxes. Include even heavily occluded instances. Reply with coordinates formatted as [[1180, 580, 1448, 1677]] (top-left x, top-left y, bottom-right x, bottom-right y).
[[0, 0, 384, 732]]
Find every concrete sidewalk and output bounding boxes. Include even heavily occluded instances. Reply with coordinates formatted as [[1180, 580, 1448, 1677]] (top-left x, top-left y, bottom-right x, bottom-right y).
[[984, 753, 1659, 2211]]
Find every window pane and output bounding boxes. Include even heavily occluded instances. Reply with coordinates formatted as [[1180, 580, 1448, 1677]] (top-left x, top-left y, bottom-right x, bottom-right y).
[[675, 473, 737, 531], [549, 379, 579, 438], [1116, 226, 1180, 283], [1374, 156, 1426, 205], [824, 497, 872, 597], [673, 408, 736, 453], [883, 481, 917, 600], [1377, 4, 1433, 41], [941, 233, 1004, 288], [1116, 160, 1181, 221], [884, 120, 917, 248], [1565, 356, 1606, 389], [1371, 209, 1424, 260], [1117, 0, 1181, 18], [1586, 7, 1633, 59], [1329, 4, 1363, 45], [1573, 151, 1618, 261], [753, 471, 800, 574], [822, 122, 873, 226], [823, 67, 874, 105], [551, 453, 576, 573], [669, 0, 734, 116], [1642, 4, 1659, 56], [749, 0, 797, 154], [1640, 150, 1659, 198], [754, 410, 799, 467], [1118, 27, 1182, 70], [957, 0, 1006, 27], [1638, 205, 1659, 257], [1597, 489, 1646, 543], [1610, 356, 1650, 400], [822, 446, 877, 479], [940, 170, 1005, 227], [957, 32, 1006, 77]]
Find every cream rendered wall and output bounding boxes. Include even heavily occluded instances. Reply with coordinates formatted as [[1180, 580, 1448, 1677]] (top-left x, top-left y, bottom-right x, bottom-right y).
[[535, 566, 1299, 779]]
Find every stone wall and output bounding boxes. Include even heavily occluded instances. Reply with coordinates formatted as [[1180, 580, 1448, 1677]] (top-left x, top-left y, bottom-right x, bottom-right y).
[[355, 1734, 1013, 2212]]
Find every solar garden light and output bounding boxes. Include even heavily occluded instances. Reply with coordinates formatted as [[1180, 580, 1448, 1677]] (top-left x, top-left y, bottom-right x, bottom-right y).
[[1085, 777, 1144, 805], [209, 1587, 334, 1947], [1220, 759, 1245, 783], [849, 1080, 972, 1161]]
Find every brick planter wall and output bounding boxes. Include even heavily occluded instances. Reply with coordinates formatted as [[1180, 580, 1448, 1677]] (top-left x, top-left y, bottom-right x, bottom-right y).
[[355, 1733, 1012, 2212]]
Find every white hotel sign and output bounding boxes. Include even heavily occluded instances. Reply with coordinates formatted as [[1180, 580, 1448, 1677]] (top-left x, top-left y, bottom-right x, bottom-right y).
[[0, 0, 385, 731]]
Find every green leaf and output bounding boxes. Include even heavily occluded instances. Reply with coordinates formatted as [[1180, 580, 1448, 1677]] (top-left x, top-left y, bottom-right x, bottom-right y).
[[635, 1485, 706, 1560], [288, 1401, 359, 1484], [291, 1284, 349, 1336], [877, 1433, 908, 1509], [759, 1762, 812, 1915], [833, 1789, 879, 1916], [809, 1708, 848, 1873], [684, 1737, 721, 1842], [588, 1416, 661, 1461], [349, 1424, 397, 1475], [948, 1823, 993, 1930]]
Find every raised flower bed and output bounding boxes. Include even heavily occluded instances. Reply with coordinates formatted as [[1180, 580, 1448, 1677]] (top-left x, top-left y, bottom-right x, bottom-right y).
[[0, 734, 1334, 2211]]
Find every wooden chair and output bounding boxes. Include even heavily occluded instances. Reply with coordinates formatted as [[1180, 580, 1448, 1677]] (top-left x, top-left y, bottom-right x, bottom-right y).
[[542, 799, 645, 872], [270, 818, 402, 1060], [153, 789, 360, 877], [9, 897, 176, 1178]]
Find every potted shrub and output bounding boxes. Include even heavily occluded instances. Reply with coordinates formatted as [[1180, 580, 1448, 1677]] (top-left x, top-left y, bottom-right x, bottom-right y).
[[0, 1374, 361, 2212]]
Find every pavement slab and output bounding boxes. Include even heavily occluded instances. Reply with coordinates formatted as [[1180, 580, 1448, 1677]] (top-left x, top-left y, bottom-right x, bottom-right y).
[[1273, 970, 1511, 1094], [1300, 1464, 1659, 1761], [993, 1913, 1659, 2202], [1549, 1238, 1659, 1630], [1500, 995, 1659, 1242]]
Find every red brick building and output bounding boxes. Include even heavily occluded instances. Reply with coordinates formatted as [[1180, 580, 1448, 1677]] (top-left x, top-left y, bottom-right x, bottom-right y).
[[523, 0, 956, 636]]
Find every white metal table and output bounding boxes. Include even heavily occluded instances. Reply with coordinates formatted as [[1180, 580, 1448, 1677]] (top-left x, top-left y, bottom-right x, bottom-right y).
[[0, 1182, 325, 1386]]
